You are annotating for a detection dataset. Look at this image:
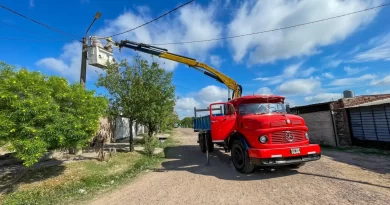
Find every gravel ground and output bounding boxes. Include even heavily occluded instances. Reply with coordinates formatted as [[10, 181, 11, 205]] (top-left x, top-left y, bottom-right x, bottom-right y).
[[89, 128, 390, 205]]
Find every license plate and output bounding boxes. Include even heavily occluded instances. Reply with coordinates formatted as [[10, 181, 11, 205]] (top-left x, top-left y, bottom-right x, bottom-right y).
[[290, 148, 300, 154]]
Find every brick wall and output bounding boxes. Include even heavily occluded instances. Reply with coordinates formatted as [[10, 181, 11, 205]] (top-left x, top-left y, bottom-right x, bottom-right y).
[[299, 111, 336, 146], [331, 109, 352, 146], [335, 94, 390, 109]]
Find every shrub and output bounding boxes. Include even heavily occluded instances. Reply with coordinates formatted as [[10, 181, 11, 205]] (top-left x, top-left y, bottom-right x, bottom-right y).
[[143, 136, 159, 157], [0, 62, 108, 166]]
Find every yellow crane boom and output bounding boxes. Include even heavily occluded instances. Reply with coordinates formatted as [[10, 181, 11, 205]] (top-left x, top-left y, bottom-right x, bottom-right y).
[[110, 39, 242, 99]]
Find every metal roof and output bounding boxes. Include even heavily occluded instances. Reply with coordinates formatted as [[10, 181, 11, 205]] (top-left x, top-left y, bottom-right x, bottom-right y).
[[347, 98, 390, 108]]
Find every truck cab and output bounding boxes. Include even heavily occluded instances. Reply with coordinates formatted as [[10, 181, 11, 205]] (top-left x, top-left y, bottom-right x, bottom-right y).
[[194, 94, 321, 173]]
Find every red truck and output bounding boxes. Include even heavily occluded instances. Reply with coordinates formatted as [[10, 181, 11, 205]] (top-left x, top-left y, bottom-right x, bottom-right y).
[[98, 39, 321, 173], [194, 94, 321, 173]]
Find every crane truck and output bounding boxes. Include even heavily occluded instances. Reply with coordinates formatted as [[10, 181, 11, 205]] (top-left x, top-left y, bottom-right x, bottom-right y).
[[89, 38, 321, 173]]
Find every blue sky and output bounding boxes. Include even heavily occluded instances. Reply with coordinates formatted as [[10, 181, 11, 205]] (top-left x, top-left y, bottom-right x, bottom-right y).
[[1, 0, 390, 118]]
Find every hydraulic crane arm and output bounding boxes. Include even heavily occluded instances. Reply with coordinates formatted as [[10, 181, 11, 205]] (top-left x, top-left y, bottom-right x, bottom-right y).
[[112, 40, 242, 99]]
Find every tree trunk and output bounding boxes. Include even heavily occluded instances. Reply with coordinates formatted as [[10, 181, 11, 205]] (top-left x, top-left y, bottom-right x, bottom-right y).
[[129, 119, 134, 152], [148, 122, 153, 138]]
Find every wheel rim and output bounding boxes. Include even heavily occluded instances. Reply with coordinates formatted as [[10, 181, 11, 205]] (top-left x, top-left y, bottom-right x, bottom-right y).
[[232, 146, 244, 168]]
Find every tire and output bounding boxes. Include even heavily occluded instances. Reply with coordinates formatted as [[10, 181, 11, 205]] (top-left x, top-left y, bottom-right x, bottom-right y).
[[199, 133, 206, 153], [231, 140, 254, 173], [288, 162, 305, 169]]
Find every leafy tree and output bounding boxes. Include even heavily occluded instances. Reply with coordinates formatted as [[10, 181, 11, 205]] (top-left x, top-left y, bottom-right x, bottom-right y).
[[0, 62, 107, 167], [160, 111, 179, 131], [135, 58, 176, 137], [180, 117, 193, 128], [47, 77, 108, 150], [96, 59, 144, 152]]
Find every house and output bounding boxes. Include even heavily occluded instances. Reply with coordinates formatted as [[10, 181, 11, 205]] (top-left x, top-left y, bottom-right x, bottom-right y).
[[291, 91, 390, 149]]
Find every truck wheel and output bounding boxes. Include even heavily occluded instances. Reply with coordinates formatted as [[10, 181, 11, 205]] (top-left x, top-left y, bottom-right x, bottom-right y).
[[199, 133, 206, 153], [231, 140, 254, 173]]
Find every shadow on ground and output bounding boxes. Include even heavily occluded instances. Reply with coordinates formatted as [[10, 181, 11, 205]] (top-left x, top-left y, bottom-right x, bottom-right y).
[[155, 145, 390, 189], [322, 149, 390, 174], [156, 145, 299, 181], [0, 159, 66, 195]]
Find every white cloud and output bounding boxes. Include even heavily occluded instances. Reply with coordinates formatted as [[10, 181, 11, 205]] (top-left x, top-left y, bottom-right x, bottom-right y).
[[353, 32, 390, 62], [329, 74, 376, 86], [322, 53, 343, 68], [254, 62, 303, 85], [344, 66, 367, 75], [175, 85, 228, 118], [36, 41, 100, 82], [326, 59, 343, 68], [322, 72, 335, 79], [283, 63, 301, 78], [228, 0, 381, 64], [302, 67, 316, 77], [209, 55, 223, 68], [366, 89, 390, 95], [304, 93, 343, 103], [96, 2, 222, 71], [196, 85, 228, 104], [256, 87, 272, 94], [175, 97, 199, 112], [277, 78, 321, 95], [370, 75, 390, 86], [29, 0, 34, 7]]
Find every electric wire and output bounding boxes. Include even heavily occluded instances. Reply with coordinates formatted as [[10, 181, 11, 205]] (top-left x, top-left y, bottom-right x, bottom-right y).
[[0, 37, 79, 42], [151, 2, 390, 46], [0, 4, 81, 39], [0, 21, 73, 40], [109, 0, 194, 37]]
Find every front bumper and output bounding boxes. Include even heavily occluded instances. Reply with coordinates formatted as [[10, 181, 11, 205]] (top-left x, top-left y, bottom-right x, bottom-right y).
[[248, 144, 321, 166], [250, 154, 321, 166]]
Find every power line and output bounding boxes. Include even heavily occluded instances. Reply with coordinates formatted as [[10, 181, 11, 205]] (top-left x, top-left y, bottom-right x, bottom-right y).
[[151, 2, 390, 46], [0, 21, 71, 40], [110, 0, 194, 37], [0, 4, 80, 40], [0, 37, 79, 42]]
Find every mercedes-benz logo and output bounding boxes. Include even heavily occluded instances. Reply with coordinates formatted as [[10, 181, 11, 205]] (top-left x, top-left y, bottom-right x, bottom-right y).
[[285, 131, 294, 142]]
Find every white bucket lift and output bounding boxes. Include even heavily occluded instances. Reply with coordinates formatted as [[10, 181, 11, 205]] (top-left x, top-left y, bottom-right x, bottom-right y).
[[87, 37, 115, 69]]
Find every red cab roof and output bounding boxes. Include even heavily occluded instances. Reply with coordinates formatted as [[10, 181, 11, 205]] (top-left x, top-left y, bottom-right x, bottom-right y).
[[229, 94, 285, 105]]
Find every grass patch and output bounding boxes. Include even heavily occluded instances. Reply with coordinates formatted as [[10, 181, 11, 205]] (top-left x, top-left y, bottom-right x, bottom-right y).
[[321, 145, 390, 156], [1, 152, 162, 205], [156, 136, 178, 149]]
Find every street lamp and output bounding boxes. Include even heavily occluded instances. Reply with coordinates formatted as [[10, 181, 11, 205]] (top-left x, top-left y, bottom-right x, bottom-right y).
[[80, 12, 101, 89]]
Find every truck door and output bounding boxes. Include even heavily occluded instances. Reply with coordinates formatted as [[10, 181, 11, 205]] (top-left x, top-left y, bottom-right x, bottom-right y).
[[210, 103, 236, 142]]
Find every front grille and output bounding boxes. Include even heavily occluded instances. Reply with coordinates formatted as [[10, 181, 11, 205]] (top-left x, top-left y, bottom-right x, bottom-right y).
[[271, 130, 305, 144]]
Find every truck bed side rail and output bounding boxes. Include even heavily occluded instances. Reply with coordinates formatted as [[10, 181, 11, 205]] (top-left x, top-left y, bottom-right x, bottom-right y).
[[193, 106, 223, 132]]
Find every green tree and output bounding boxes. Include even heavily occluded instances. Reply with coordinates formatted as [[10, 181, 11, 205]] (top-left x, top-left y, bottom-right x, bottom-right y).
[[180, 117, 193, 128], [96, 59, 144, 152], [161, 111, 179, 131], [135, 58, 176, 137], [47, 77, 108, 150], [0, 62, 107, 167]]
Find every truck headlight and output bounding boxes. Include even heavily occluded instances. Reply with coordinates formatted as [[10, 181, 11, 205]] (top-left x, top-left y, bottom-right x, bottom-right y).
[[259, 135, 268, 143], [305, 132, 309, 140]]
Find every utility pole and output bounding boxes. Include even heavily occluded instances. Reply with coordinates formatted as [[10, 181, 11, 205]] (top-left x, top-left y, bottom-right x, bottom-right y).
[[80, 12, 101, 89]]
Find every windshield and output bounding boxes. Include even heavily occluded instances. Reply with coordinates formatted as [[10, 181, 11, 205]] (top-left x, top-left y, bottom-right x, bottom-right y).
[[239, 102, 286, 116]]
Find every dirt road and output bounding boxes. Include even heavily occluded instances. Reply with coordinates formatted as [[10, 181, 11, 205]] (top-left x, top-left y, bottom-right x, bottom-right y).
[[90, 128, 390, 205]]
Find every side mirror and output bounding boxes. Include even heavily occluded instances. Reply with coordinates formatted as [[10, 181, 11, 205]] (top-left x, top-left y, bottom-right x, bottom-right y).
[[286, 103, 291, 113]]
